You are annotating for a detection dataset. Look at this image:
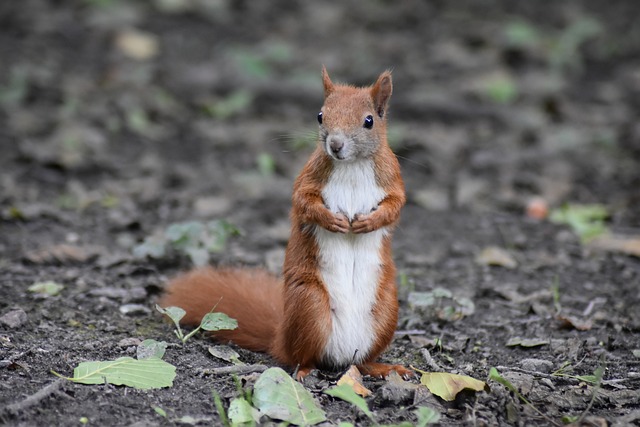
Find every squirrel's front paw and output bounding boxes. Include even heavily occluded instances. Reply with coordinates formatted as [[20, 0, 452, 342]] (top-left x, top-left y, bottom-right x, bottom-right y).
[[351, 213, 378, 234], [326, 213, 350, 234]]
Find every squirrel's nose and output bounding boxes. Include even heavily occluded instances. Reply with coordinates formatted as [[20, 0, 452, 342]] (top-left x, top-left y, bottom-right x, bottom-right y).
[[329, 139, 344, 154]]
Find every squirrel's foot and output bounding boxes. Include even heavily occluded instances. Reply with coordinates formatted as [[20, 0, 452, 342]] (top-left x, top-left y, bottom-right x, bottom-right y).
[[357, 362, 415, 380], [294, 365, 316, 381]]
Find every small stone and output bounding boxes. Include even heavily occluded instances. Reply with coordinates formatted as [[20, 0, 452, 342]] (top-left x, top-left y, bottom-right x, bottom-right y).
[[519, 358, 554, 373], [193, 196, 232, 218], [119, 304, 151, 315], [118, 337, 142, 348], [0, 309, 28, 328], [379, 371, 418, 404]]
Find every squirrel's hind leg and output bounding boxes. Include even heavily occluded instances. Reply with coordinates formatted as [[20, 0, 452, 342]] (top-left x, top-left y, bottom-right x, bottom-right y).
[[357, 362, 415, 380]]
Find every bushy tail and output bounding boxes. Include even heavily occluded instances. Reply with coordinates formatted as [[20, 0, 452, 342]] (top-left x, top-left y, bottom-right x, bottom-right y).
[[158, 267, 284, 355]]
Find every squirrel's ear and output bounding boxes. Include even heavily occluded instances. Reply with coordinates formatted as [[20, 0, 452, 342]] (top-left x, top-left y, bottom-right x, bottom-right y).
[[322, 66, 334, 98], [371, 70, 393, 118]]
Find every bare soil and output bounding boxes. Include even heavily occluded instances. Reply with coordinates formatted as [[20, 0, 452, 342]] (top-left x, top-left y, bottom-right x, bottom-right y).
[[1, 1, 640, 426]]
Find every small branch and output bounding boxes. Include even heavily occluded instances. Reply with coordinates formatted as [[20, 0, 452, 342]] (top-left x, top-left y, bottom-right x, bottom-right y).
[[200, 364, 268, 376], [2, 379, 65, 414], [420, 348, 443, 372]]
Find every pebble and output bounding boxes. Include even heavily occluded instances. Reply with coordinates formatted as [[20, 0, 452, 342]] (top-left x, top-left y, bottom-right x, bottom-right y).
[[119, 304, 151, 315], [519, 358, 554, 373], [0, 309, 28, 328]]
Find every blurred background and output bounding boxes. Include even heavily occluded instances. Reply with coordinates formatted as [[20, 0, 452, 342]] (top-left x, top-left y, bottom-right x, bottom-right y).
[[1, 0, 639, 255]]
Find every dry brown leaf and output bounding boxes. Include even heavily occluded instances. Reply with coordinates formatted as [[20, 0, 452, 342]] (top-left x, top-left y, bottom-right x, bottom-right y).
[[475, 246, 517, 269], [24, 244, 101, 264], [337, 365, 371, 397], [588, 234, 640, 258], [115, 29, 159, 60], [566, 415, 608, 427], [506, 337, 549, 348], [556, 314, 593, 331]]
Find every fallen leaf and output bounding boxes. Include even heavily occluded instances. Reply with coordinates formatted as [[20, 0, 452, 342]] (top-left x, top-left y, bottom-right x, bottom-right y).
[[414, 406, 441, 426], [475, 246, 518, 269], [208, 345, 244, 366], [506, 337, 550, 347], [137, 339, 168, 360], [556, 314, 593, 331], [253, 367, 326, 425], [115, 29, 159, 60], [228, 397, 261, 425], [549, 204, 608, 243], [588, 234, 640, 258], [565, 416, 608, 427], [53, 357, 176, 389], [24, 244, 101, 264], [336, 365, 371, 397], [28, 281, 64, 296], [415, 368, 488, 401]]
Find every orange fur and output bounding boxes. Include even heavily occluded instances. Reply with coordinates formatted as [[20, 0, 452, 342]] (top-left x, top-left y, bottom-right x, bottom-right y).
[[159, 68, 410, 380]]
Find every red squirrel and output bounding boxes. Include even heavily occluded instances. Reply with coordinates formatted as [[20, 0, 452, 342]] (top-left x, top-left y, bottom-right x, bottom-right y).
[[159, 67, 410, 380]]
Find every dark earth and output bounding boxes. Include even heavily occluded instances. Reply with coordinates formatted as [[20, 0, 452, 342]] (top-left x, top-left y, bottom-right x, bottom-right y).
[[1, 0, 640, 425]]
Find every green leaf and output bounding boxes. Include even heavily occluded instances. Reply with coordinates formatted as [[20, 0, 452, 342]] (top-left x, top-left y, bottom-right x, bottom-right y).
[[200, 312, 238, 332], [137, 339, 168, 360], [253, 367, 326, 425], [549, 204, 608, 242], [28, 281, 64, 296], [206, 90, 253, 120], [206, 220, 241, 254], [415, 406, 441, 426], [208, 345, 244, 365], [504, 21, 540, 49], [185, 246, 209, 267], [484, 76, 518, 104], [55, 357, 176, 389], [133, 236, 166, 259], [505, 337, 549, 348], [155, 305, 186, 327], [228, 397, 260, 426], [257, 152, 276, 177], [153, 406, 167, 418], [165, 221, 203, 249], [324, 383, 374, 420]]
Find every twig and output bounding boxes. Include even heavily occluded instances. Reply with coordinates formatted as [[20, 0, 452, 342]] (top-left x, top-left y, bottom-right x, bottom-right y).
[[395, 329, 426, 336], [201, 364, 268, 376], [420, 348, 443, 372], [2, 379, 65, 414]]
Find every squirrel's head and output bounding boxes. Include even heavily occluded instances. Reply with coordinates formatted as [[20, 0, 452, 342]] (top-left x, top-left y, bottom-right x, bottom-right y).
[[318, 67, 392, 162]]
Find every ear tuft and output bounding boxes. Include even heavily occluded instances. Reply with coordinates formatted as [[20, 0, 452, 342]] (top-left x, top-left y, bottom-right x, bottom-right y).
[[371, 70, 393, 118], [322, 66, 334, 99]]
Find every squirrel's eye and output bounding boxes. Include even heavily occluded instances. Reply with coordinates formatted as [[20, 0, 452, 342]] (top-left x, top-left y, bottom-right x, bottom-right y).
[[317, 112, 323, 124], [363, 115, 374, 129]]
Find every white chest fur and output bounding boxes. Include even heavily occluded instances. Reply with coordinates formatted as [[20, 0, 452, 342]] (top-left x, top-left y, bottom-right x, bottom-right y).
[[315, 159, 387, 366]]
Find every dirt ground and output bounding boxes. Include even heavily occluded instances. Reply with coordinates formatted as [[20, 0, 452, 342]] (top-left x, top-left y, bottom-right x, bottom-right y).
[[1, 0, 640, 425]]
